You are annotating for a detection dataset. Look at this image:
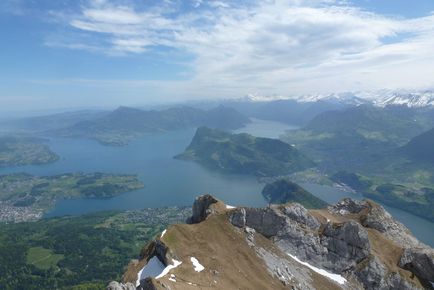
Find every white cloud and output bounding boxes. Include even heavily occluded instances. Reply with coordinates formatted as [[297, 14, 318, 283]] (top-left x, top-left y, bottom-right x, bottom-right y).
[[44, 0, 434, 98]]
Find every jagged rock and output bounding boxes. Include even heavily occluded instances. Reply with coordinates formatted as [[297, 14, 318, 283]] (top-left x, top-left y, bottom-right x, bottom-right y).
[[360, 204, 390, 232], [231, 203, 371, 273], [231, 206, 287, 237], [321, 221, 370, 272], [229, 207, 246, 227], [352, 255, 420, 290], [354, 256, 388, 289], [282, 203, 320, 230], [187, 194, 219, 224], [328, 198, 369, 215], [138, 278, 160, 290], [112, 196, 432, 290], [399, 247, 434, 281], [140, 239, 169, 263], [385, 272, 424, 290], [107, 281, 136, 290], [329, 198, 422, 249], [361, 204, 421, 248]]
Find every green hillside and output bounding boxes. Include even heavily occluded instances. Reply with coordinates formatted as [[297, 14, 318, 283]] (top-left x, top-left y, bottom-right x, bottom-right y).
[[176, 127, 314, 177], [262, 178, 328, 208]]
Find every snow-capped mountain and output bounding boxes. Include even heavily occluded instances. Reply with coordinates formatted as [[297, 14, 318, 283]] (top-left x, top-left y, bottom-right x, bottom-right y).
[[372, 91, 434, 108], [243, 90, 434, 108], [295, 92, 368, 106], [242, 92, 368, 105]]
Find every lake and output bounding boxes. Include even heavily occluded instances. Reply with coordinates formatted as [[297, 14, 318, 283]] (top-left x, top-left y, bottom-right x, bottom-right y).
[[0, 118, 433, 247]]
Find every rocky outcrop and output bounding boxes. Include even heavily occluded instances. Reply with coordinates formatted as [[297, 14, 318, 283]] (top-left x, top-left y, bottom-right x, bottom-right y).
[[231, 206, 288, 237], [321, 221, 370, 272], [107, 281, 136, 290], [282, 203, 321, 230], [328, 198, 369, 215], [229, 198, 431, 289], [187, 194, 219, 224], [354, 254, 423, 290], [399, 247, 434, 281], [230, 204, 370, 273], [110, 196, 433, 290], [329, 198, 422, 248]]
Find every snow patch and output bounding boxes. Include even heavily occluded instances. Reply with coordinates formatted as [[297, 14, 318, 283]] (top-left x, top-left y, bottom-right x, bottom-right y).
[[161, 229, 167, 238], [136, 256, 166, 286], [226, 205, 236, 209], [190, 257, 205, 272], [287, 254, 347, 285], [169, 274, 176, 282], [187, 282, 197, 286], [156, 259, 182, 279]]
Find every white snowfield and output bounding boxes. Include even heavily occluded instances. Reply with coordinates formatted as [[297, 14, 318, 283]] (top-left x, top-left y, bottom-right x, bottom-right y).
[[190, 257, 205, 272], [136, 256, 166, 286], [156, 259, 182, 279], [287, 253, 347, 285], [243, 90, 434, 108], [161, 229, 167, 238], [226, 205, 236, 209], [136, 257, 183, 286]]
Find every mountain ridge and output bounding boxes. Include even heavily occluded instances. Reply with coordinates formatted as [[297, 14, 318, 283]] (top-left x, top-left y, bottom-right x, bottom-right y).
[[109, 195, 434, 290], [241, 90, 434, 108], [53, 105, 250, 146]]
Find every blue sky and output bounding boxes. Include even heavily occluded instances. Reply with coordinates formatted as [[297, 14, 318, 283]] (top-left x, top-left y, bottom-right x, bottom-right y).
[[1, 0, 434, 111]]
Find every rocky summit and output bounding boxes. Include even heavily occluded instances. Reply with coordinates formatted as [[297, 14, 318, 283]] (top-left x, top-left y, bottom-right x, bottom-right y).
[[109, 196, 434, 290]]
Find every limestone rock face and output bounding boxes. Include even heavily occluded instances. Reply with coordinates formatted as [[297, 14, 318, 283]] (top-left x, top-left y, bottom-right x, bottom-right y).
[[229, 199, 431, 290], [111, 196, 432, 290], [399, 247, 434, 282], [106, 281, 136, 290], [282, 203, 321, 230], [243, 207, 287, 237], [229, 207, 246, 228], [321, 221, 370, 272], [329, 198, 422, 249], [188, 194, 219, 224], [328, 198, 369, 215]]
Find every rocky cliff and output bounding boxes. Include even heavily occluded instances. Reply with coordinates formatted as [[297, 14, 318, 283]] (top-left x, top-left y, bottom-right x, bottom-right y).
[[109, 196, 434, 290]]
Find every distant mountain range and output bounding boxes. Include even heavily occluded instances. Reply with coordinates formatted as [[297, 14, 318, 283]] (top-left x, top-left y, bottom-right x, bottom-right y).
[[281, 104, 434, 172], [53, 105, 251, 145], [241, 89, 434, 108]]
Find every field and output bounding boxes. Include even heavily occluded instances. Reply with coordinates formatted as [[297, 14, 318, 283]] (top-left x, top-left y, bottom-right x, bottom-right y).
[[26, 247, 64, 270]]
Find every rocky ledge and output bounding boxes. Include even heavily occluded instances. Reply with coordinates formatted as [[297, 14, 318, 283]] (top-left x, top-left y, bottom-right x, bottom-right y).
[[109, 196, 434, 290]]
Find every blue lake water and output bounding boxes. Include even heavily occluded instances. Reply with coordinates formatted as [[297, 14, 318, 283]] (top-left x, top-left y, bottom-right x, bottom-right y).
[[0, 119, 433, 247]]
